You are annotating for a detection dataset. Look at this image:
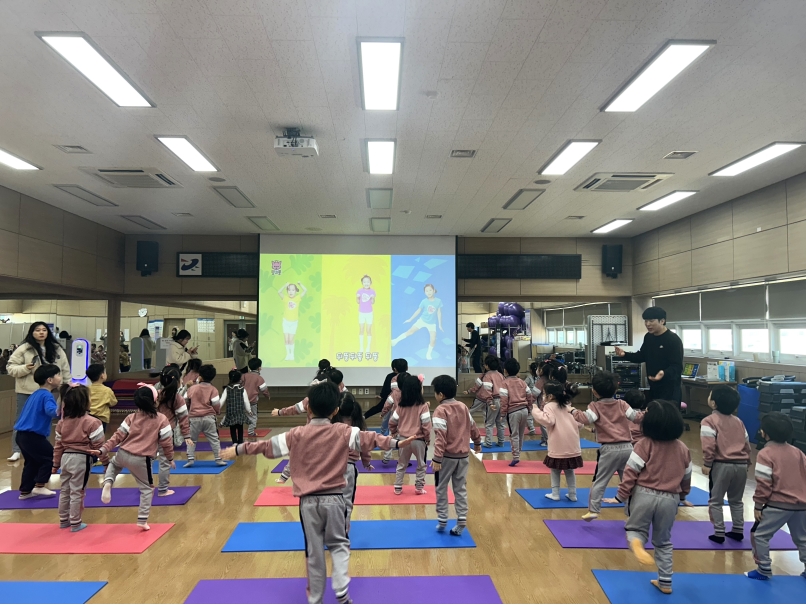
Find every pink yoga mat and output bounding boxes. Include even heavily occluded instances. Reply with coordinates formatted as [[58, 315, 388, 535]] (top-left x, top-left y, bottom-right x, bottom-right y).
[[255, 485, 453, 506], [483, 460, 606, 475], [0, 523, 173, 554]]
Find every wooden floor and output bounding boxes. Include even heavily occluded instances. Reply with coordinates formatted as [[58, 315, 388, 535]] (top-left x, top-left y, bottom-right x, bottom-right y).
[[0, 408, 802, 604]]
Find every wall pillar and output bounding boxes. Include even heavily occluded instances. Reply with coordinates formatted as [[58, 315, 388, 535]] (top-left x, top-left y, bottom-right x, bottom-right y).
[[630, 296, 652, 347], [105, 297, 121, 380]]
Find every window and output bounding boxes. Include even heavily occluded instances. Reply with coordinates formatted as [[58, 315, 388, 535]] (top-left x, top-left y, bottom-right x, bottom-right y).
[[577, 330, 586, 345], [567, 329, 575, 344], [740, 329, 769, 353], [780, 328, 806, 355], [557, 330, 565, 344], [682, 328, 702, 350], [708, 328, 732, 352], [548, 329, 556, 344]]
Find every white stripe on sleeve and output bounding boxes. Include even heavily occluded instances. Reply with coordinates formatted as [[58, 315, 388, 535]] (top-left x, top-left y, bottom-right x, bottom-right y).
[[259, 383, 268, 391], [625, 407, 638, 420], [120, 420, 130, 433], [159, 425, 172, 439], [432, 417, 447, 431], [348, 426, 362, 451], [584, 409, 598, 423], [175, 404, 188, 416], [499, 388, 509, 397], [700, 426, 717, 438], [211, 395, 221, 404], [626, 451, 646, 472], [755, 462, 773, 480], [89, 425, 105, 441], [420, 411, 431, 423], [295, 400, 306, 413], [274, 432, 290, 457], [474, 378, 482, 387], [391, 410, 399, 422]]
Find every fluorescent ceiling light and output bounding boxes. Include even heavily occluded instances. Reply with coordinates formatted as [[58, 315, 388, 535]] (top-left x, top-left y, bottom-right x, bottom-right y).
[[592, 219, 633, 234], [503, 189, 545, 210], [367, 188, 393, 209], [0, 148, 39, 170], [359, 40, 402, 111], [156, 136, 217, 172], [54, 185, 117, 207], [540, 141, 599, 175], [604, 41, 713, 112], [370, 217, 391, 232], [481, 218, 511, 233], [213, 186, 255, 208], [247, 216, 279, 231], [367, 140, 395, 174], [121, 215, 165, 230], [639, 190, 697, 212], [710, 143, 803, 177], [38, 32, 153, 107]]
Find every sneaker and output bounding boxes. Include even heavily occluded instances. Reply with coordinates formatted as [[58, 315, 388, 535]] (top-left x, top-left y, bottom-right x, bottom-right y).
[[565, 493, 578, 502], [101, 482, 112, 504], [215, 459, 227, 466], [544, 493, 560, 501], [581, 512, 598, 522], [508, 459, 520, 467], [450, 525, 466, 536], [18, 492, 34, 500], [157, 489, 175, 497], [60, 523, 70, 529], [539, 440, 548, 447], [436, 523, 447, 532], [184, 459, 195, 467], [483, 442, 493, 448], [745, 570, 769, 581], [7, 452, 20, 462], [32, 486, 56, 497], [650, 580, 672, 594], [137, 522, 151, 531], [394, 488, 403, 495], [497, 441, 505, 447], [71, 523, 88, 533], [414, 488, 427, 495], [528, 430, 536, 435]]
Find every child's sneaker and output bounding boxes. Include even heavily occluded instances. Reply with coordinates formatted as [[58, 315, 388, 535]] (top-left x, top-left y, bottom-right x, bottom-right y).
[[726, 531, 744, 541], [184, 459, 195, 467], [394, 487, 403, 495], [508, 459, 520, 467], [483, 442, 492, 448], [59, 522, 70, 529], [436, 522, 447, 532], [745, 570, 769, 581], [137, 522, 151, 531], [450, 525, 466, 536], [497, 441, 505, 447], [71, 523, 88, 533], [215, 459, 227, 466], [565, 493, 577, 502], [414, 488, 427, 495], [650, 580, 672, 594], [544, 493, 560, 501]]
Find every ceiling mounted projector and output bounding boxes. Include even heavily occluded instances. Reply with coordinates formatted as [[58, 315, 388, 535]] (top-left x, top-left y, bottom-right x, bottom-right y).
[[274, 127, 319, 158]]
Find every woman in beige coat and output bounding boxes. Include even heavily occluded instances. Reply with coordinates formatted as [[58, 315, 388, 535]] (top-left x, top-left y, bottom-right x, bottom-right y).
[[166, 329, 198, 369], [7, 322, 71, 461]]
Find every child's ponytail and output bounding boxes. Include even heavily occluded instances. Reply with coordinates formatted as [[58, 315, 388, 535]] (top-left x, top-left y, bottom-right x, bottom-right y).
[[334, 391, 365, 430], [544, 380, 576, 408]]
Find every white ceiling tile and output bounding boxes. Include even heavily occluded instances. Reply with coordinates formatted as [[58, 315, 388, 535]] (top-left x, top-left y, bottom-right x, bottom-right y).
[[404, 0, 457, 20], [310, 17, 357, 62], [462, 93, 507, 120], [356, 0, 406, 36], [597, 0, 660, 22], [569, 19, 636, 64], [158, 0, 222, 38], [448, 0, 508, 43], [485, 19, 543, 63], [285, 76, 330, 106], [501, 0, 556, 20], [517, 42, 575, 81], [214, 15, 273, 59], [182, 37, 241, 76], [364, 111, 398, 137], [472, 61, 520, 95], [439, 43, 489, 80], [271, 40, 323, 77], [258, 0, 313, 40], [537, 0, 607, 44], [306, 0, 356, 19], [203, 0, 259, 15]]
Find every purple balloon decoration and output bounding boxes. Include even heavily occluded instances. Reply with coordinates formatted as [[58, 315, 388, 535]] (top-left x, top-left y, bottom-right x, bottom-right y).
[[510, 303, 525, 317], [498, 302, 508, 315]]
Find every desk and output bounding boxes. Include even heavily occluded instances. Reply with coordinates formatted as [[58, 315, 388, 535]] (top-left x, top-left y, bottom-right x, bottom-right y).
[[682, 378, 737, 418]]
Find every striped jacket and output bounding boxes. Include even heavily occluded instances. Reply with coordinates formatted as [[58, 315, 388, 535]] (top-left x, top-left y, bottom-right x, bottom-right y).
[[467, 371, 503, 404], [389, 401, 431, 444], [98, 411, 174, 462]]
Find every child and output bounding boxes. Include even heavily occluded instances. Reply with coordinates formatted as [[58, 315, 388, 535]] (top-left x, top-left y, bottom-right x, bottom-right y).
[[156, 367, 192, 496], [431, 375, 482, 535], [242, 358, 270, 439], [379, 371, 408, 464], [15, 364, 62, 499], [97, 385, 175, 530], [746, 412, 806, 581], [313, 359, 331, 383], [86, 363, 117, 433], [220, 369, 252, 445], [701, 385, 751, 544], [332, 391, 372, 530], [223, 381, 415, 605], [572, 371, 643, 521], [119, 344, 130, 372], [532, 380, 583, 501], [356, 275, 375, 356], [464, 356, 505, 447], [278, 281, 307, 361], [522, 361, 539, 437], [185, 364, 225, 466], [604, 400, 692, 595], [181, 358, 202, 392], [389, 374, 431, 495], [52, 384, 105, 531], [391, 283, 443, 360], [499, 358, 535, 466], [624, 389, 647, 444]]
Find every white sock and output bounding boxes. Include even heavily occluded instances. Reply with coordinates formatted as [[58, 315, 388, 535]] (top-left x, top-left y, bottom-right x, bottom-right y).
[[366, 336, 371, 352], [290, 344, 295, 358], [359, 335, 364, 351], [426, 345, 433, 359]]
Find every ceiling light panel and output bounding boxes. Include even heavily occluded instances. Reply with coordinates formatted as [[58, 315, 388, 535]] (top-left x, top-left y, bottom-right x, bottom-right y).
[[367, 140, 395, 174], [247, 216, 279, 231], [604, 41, 713, 112], [638, 190, 697, 211], [54, 184, 117, 207], [121, 215, 165, 230], [370, 217, 391, 232], [358, 40, 403, 111], [212, 186, 255, 208], [481, 218, 511, 233], [592, 219, 633, 234], [710, 142, 803, 177], [0, 148, 40, 170], [539, 141, 599, 176], [37, 32, 153, 107], [503, 189, 545, 210], [156, 136, 217, 172], [367, 188, 393, 209]]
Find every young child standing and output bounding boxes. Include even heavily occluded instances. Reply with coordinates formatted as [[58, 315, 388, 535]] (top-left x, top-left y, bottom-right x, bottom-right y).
[[499, 358, 535, 466], [464, 356, 505, 447], [746, 412, 806, 581], [389, 374, 431, 495], [86, 363, 117, 433], [220, 369, 252, 445], [432, 375, 482, 535], [52, 384, 105, 531], [356, 275, 376, 356], [332, 391, 373, 530], [185, 364, 225, 466], [379, 371, 407, 464], [701, 386, 751, 544], [182, 358, 202, 390], [532, 380, 583, 501], [572, 371, 643, 521], [97, 385, 175, 530], [624, 389, 647, 444], [278, 281, 307, 361], [522, 361, 539, 437], [604, 400, 692, 595], [156, 367, 192, 497], [223, 381, 414, 605], [242, 358, 270, 439]]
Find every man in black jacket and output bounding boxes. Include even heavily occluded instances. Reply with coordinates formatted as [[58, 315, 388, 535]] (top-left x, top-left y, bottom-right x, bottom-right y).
[[615, 306, 683, 403], [463, 323, 482, 373]]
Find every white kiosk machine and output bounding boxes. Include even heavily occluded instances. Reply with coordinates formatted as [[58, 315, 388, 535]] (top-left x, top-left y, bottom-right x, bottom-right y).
[[71, 338, 90, 385]]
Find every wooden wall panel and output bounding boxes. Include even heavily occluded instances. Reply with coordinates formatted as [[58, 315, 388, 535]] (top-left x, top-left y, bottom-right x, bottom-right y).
[[732, 182, 787, 238], [633, 260, 659, 295], [786, 172, 806, 224], [0, 186, 20, 232], [733, 227, 788, 280], [461, 238, 521, 254], [519, 238, 577, 254], [63, 213, 98, 255], [17, 235, 63, 285], [657, 218, 691, 258], [658, 251, 692, 290], [576, 265, 633, 296], [519, 279, 577, 297], [787, 220, 806, 272], [0, 229, 19, 277], [691, 241, 733, 286], [62, 248, 97, 290], [690, 203, 733, 249], [20, 195, 64, 246], [462, 279, 521, 296], [633, 230, 658, 264]]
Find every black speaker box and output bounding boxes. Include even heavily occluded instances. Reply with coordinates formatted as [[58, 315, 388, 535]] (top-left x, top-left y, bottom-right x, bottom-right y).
[[602, 244, 623, 278], [136, 241, 159, 276]]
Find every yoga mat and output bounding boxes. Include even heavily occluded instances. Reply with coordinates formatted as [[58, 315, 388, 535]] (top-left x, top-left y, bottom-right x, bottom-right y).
[[254, 485, 453, 506], [271, 459, 434, 474], [483, 460, 603, 475], [199, 428, 271, 439], [0, 581, 107, 604], [478, 427, 511, 436], [592, 570, 806, 604], [185, 576, 500, 604], [91, 460, 232, 474], [516, 487, 710, 509], [471, 438, 599, 452], [222, 520, 475, 552], [0, 523, 173, 554], [544, 520, 796, 551], [0, 486, 199, 510]]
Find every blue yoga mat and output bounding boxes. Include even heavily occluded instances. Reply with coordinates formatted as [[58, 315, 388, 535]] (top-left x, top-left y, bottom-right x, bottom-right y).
[[472, 438, 600, 453], [222, 520, 475, 552], [91, 460, 232, 474], [517, 486, 710, 509], [0, 581, 106, 604], [593, 570, 806, 604]]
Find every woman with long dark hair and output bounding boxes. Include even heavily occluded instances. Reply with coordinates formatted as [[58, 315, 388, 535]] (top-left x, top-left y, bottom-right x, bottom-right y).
[[7, 322, 72, 461], [139, 328, 156, 369], [166, 329, 198, 369]]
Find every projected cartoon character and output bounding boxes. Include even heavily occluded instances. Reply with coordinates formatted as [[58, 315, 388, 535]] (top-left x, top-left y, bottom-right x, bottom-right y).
[[391, 283, 443, 360], [356, 275, 376, 356], [277, 281, 307, 361]]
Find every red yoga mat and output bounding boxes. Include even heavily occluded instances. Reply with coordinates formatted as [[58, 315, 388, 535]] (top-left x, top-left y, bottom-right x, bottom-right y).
[[483, 460, 606, 475], [255, 485, 454, 506], [0, 523, 173, 554]]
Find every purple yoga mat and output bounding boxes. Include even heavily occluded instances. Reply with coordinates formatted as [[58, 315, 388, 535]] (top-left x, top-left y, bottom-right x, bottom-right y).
[[185, 576, 501, 604], [544, 520, 797, 551], [270, 459, 434, 475], [0, 486, 200, 510]]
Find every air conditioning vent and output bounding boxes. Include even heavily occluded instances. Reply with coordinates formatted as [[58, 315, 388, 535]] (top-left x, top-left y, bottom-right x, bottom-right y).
[[575, 172, 673, 193], [54, 144, 91, 154], [81, 167, 183, 188], [664, 150, 697, 160], [450, 149, 476, 158]]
